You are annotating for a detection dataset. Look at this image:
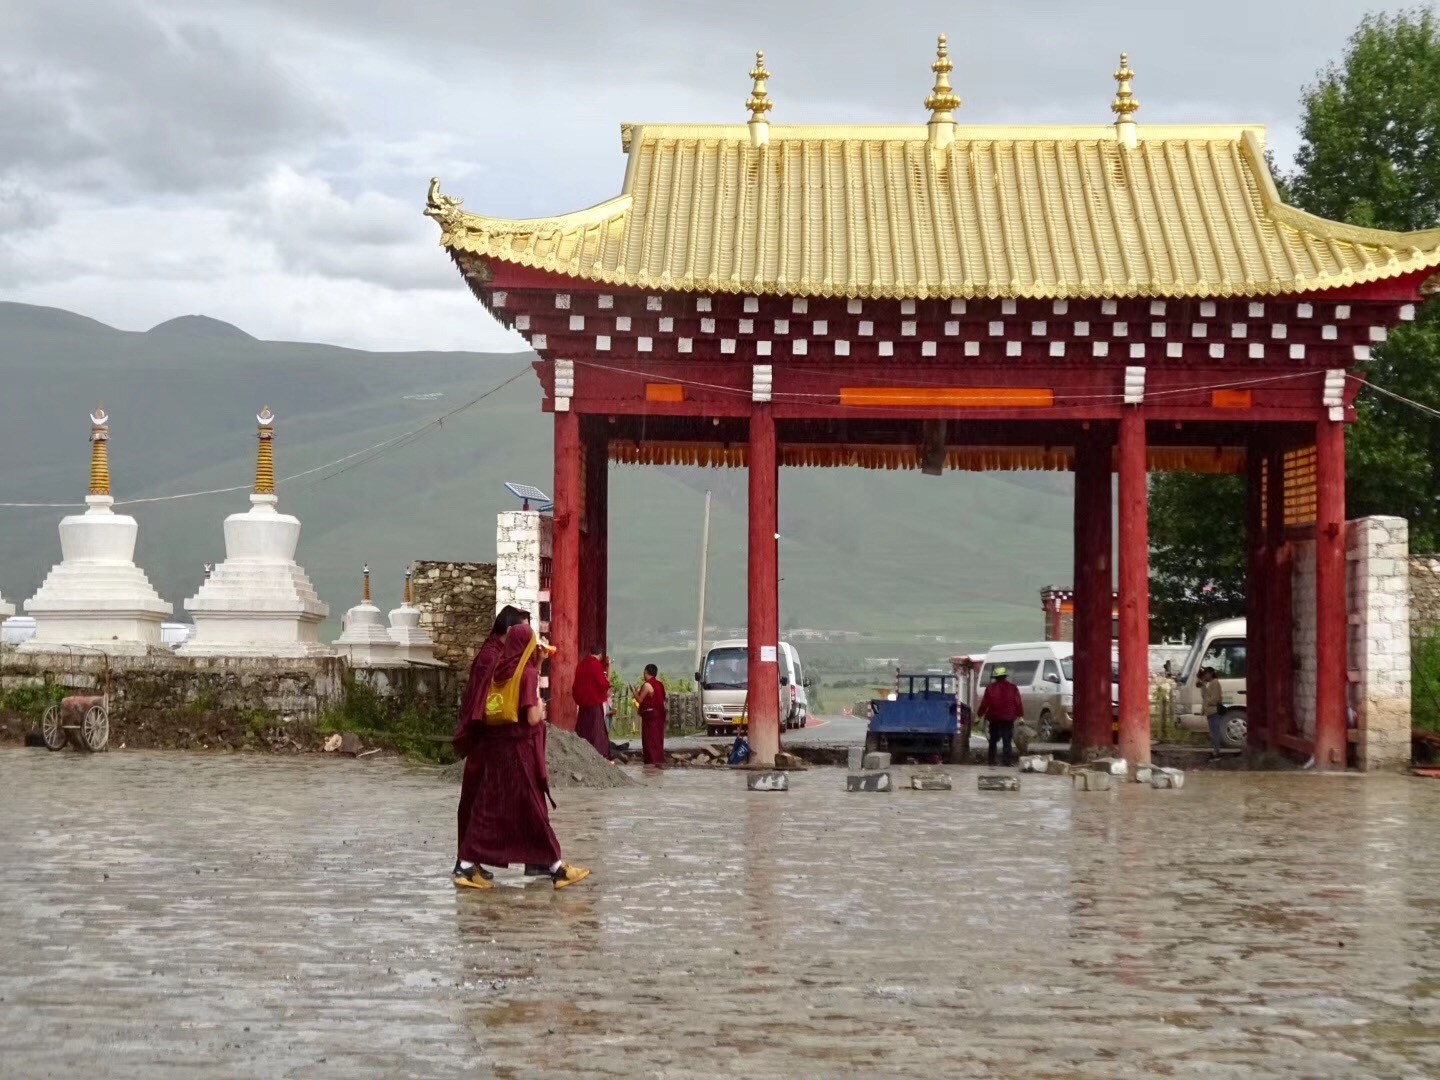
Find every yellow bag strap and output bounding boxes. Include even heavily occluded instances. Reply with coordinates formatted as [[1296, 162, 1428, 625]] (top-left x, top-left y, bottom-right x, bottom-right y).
[[500, 636, 538, 694]]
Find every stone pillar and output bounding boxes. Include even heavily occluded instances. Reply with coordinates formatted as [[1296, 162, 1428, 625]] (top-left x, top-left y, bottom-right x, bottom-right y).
[[1314, 420, 1347, 769], [1348, 516, 1411, 771], [1116, 410, 1151, 766], [747, 405, 781, 766], [495, 511, 552, 617]]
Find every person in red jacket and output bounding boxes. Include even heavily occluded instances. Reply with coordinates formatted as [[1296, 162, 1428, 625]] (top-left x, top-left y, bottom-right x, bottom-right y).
[[573, 644, 611, 759], [977, 665, 1024, 767]]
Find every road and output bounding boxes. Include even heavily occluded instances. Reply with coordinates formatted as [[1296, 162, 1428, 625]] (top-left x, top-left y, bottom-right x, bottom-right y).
[[661, 711, 869, 751]]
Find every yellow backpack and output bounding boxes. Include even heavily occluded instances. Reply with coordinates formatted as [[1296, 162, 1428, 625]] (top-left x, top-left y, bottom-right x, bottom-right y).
[[483, 636, 538, 724]]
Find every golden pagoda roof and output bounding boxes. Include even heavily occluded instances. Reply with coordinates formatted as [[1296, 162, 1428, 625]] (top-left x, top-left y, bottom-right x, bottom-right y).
[[429, 124, 1440, 300]]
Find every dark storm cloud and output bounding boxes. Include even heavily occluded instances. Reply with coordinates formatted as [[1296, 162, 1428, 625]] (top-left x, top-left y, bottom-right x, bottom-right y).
[[0, 0, 339, 195]]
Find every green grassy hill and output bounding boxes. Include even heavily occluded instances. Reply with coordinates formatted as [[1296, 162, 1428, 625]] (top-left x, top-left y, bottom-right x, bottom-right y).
[[0, 302, 1073, 664]]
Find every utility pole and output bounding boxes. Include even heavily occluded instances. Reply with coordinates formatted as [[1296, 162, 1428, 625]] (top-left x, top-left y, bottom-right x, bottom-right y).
[[693, 490, 712, 677]]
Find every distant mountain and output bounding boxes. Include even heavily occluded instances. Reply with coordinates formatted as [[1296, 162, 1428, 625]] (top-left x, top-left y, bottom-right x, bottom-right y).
[[0, 303, 1073, 660]]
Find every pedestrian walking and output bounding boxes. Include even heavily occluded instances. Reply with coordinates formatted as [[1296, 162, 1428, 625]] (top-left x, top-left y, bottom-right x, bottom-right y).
[[977, 664, 1024, 767], [454, 622, 591, 890], [635, 664, 668, 766]]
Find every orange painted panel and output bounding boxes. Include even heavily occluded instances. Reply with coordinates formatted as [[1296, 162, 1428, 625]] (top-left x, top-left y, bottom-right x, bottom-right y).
[[839, 387, 1054, 408], [1211, 389, 1253, 409], [645, 383, 685, 403]]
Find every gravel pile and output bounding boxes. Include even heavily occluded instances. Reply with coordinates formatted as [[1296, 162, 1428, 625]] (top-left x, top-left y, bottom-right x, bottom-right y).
[[440, 724, 634, 790]]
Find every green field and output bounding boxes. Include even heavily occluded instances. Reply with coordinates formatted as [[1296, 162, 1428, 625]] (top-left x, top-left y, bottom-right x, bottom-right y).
[[0, 302, 1074, 672]]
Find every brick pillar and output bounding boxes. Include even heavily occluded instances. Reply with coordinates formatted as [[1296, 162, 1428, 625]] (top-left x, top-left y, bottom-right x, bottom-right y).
[[1116, 410, 1150, 766], [1349, 516, 1412, 771]]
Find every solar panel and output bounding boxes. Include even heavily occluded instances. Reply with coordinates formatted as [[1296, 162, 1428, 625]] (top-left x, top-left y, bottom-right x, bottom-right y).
[[504, 482, 551, 503]]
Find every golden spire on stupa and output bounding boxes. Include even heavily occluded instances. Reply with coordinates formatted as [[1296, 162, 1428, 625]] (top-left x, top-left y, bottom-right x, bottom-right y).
[[254, 406, 276, 496], [746, 50, 772, 146], [925, 33, 961, 148], [403, 566, 413, 606], [362, 564, 372, 604], [88, 408, 111, 497], [1111, 52, 1139, 147]]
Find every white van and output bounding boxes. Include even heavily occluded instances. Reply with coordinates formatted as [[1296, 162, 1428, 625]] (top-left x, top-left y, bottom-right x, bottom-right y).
[[698, 640, 810, 736], [1174, 617, 1248, 747], [978, 641, 1073, 741]]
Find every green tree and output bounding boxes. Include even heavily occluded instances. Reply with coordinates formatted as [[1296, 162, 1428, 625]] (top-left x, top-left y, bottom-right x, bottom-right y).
[[1149, 9, 1440, 632]]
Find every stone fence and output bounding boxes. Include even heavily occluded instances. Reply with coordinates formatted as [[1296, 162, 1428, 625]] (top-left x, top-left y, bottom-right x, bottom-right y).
[[0, 648, 456, 752], [409, 561, 496, 673]]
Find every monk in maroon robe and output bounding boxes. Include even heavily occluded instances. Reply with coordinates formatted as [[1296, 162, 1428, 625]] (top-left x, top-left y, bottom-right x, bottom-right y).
[[452, 606, 528, 878], [573, 645, 611, 759], [636, 664, 667, 766], [455, 623, 590, 890]]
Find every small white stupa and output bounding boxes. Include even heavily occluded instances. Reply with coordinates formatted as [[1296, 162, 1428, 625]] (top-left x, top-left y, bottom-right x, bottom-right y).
[[387, 567, 438, 664], [334, 565, 399, 665], [178, 407, 331, 658], [21, 409, 172, 655]]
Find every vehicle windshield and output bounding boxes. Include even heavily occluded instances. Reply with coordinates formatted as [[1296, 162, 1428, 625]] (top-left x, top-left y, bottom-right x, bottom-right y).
[[1060, 656, 1074, 682], [1178, 635, 1206, 684], [702, 647, 748, 690]]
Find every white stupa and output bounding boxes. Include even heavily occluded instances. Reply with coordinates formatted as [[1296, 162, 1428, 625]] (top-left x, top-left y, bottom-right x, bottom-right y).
[[387, 568, 438, 664], [21, 409, 173, 656], [177, 408, 331, 658], [334, 565, 399, 665]]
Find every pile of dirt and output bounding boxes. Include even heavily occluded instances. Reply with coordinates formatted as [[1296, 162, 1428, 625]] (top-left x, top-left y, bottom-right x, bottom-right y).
[[440, 724, 634, 789]]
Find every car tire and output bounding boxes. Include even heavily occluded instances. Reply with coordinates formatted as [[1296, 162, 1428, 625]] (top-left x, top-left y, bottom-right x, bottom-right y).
[[1036, 709, 1055, 743], [1221, 710, 1247, 748]]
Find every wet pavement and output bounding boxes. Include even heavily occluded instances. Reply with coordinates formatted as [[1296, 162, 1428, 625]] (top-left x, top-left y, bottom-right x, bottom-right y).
[[3, 750, 1440, 1078]]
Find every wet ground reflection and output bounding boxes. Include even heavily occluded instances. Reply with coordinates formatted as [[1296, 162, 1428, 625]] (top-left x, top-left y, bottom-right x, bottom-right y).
[[3, 751, 1440, 1076]]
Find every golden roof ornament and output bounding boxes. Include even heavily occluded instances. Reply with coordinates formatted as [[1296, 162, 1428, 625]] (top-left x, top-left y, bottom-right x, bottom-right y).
[[746, 50, 772, 147], [254, 405, 276, 497], [362, 564, 372, 604], [88, 408, 111, 498], [424, 177, 466, 233], [1111, 52, 1138, 148], [404, 567, 413, 606], [925, 33, 961, 149]]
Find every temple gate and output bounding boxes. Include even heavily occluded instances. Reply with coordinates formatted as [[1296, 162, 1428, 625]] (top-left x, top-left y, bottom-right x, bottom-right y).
[[428, 41, 1440, 768]]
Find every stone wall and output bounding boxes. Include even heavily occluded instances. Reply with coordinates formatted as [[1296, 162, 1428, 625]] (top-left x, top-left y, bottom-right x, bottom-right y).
[[0, 649, 455, 751], [409, 561, 497, 673], [1349, 517, 1411, 770], [1410, 556, 1440, 636], [495, 511, 552, 618]]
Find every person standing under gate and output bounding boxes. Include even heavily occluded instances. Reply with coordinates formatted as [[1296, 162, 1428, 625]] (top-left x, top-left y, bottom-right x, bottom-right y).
[[456, 622, 591, 890], [1202, 667, 1226, 760], [635, 664, 667, 766], [977, 665, 1024, 767], [452, 605, 528, 882], [573, 644, 611, 760]]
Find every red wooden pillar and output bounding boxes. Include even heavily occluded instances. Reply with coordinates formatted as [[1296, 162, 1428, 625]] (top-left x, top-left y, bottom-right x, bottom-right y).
[[1072, 427, 1113, 759], [1244, 437, 1269, 754], [1314, 419, 1347, 769], [747, 404, 781, 766], [1116, 409, 1150, 765], [1265, 443, 1291, 752], [549, 408, 581, 732], [579, 419, 609, 659]]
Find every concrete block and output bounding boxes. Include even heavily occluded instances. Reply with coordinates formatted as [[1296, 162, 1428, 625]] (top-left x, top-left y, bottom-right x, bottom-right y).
[[911, 773, 953, 791], [847, 746, 864, 770], [978, 775, 1020, 792], [847, 771, 891, 792], [1090, 757, 1129, 776], [1045, 759, 1070, 775], [747, 772, 789, 791], [1151, 766, 1186, 790], [862, 751, 891, 770], [1130, 763, 1154, 784], [1073, 771, 1113, 792], [1019, 754, 1052, 773]]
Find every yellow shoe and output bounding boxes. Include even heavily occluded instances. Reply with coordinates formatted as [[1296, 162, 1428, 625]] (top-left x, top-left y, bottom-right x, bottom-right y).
[[452, 864, 494, 890], [551, 864, 591, 890]]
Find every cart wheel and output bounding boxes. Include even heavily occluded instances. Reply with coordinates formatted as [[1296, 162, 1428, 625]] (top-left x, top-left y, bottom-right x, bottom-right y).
[[41, 705, 66, 751], [81, 704, 109, 752]]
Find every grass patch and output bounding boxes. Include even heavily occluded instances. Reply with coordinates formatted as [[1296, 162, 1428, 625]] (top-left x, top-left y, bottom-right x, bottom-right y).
[[1413, 630, 1440, 736], [0, 681, 66, 718], [321, 675, 454, 764]]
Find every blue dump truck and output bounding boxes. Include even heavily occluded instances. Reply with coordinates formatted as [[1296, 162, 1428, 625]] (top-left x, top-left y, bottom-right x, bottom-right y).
[[866, 672, 968, 764]]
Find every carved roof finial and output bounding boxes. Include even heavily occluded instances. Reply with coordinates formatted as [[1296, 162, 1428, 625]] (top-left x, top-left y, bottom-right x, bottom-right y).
[[1112, 52, 1139, 147], [925, 33, 962, 148], [254, 405, 276, 497], [746, 50, 772, 147], [89, 407, 110, 497], [362, 564, 371, 604]]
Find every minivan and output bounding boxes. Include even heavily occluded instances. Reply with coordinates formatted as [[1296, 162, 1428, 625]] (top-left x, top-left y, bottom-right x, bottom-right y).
[[977, 641, 1073, 741], [1173, 617, 1247, 747], [698, 639, 810, 735]]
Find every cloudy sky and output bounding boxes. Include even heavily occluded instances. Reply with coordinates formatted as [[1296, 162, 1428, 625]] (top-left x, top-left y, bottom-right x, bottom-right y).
[[0, 0, 1415, 353]]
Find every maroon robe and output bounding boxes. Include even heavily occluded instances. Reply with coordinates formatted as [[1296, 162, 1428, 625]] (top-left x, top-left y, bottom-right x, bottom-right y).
[[573, 654, 611, 759], [459, 626, 563, 868], [639, 676, 667, 766], [454, 634, 503, 855]]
